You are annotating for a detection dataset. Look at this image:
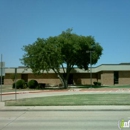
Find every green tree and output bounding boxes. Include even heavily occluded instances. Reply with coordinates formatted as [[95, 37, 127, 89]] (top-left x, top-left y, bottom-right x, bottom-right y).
[[21, 29, 103, 88]]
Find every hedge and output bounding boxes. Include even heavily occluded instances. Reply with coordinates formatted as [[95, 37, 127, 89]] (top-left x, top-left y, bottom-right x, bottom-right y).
[[12, 79, 26, 89], [28, 80, 38, 89]]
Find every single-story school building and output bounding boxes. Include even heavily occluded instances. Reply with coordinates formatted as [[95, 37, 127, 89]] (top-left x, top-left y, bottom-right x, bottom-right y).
[[2, 63, 130, 86]]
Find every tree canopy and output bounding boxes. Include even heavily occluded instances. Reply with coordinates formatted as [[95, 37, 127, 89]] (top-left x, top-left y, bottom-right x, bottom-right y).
[[21, 29, 103, 88]]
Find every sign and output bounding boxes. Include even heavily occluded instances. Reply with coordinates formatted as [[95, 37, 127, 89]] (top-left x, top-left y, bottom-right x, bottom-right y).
[[118, 119, 130, 129]]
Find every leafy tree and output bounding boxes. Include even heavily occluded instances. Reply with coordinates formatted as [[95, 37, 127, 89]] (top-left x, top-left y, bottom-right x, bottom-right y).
[[21, 29, 103, 88]]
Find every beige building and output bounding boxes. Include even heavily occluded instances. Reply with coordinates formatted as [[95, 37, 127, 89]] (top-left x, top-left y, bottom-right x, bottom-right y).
[[2, 64, 130, 86]]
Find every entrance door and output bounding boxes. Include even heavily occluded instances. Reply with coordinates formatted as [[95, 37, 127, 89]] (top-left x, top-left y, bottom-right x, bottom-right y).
[[0, 76, 4, 84], [114, 71, 119, 84], [68, 74, 73, 85]]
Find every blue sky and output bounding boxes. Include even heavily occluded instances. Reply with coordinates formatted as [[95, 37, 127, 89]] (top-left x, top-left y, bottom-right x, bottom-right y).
[[0, 0, 130, 67]]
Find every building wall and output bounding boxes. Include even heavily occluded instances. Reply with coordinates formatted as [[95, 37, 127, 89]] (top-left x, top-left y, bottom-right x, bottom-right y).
[[4, 73, 21, 85], [119, 71, 130, 85], [4, 71, 130, 86], [101, 71, 114, 85], [4, 73, 61, 86], [73, 73, 97, 85], [27, 73, 61, 86]]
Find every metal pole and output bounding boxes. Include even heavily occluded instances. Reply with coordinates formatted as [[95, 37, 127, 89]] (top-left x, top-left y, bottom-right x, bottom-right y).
[[90, 51, 92, 88], [86, 50, 94, 87], [15, 68, 17, 100], [0, 54, 2, 101]]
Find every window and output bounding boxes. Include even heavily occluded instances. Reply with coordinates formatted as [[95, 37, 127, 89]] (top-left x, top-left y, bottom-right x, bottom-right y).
[[21, 74, 28, 82], [114, 71, 119, 84], [0, 76, 4, 84]]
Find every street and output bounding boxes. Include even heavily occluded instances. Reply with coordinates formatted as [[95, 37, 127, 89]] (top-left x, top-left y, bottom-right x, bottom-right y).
[[0, 110, 129, 130]]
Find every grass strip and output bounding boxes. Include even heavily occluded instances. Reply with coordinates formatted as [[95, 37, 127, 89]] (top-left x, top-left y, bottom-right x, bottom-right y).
[[5, 94, 130, 106]]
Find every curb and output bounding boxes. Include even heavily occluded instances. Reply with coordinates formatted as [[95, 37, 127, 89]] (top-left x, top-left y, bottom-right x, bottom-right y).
[[0, 108, 130, 111]]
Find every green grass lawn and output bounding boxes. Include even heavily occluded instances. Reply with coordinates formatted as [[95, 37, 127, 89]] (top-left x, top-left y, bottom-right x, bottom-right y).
[[5, 94, 130, 106]]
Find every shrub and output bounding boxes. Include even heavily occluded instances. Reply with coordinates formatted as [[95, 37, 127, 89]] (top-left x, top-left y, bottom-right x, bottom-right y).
[[37, 83, 46, 89], [24, 82, 28, 88], [93, 81, 101, 86], [28, 80, 38, 89], [12, 82, 15, 89], [12, 79, 26, 89]]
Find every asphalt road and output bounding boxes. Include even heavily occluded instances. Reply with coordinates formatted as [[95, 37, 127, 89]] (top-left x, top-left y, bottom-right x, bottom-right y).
[[0, 110, 129, 130]]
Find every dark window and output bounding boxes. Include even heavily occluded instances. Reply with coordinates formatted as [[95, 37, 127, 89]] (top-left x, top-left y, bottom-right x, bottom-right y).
[[114, 71, 119, 84], [68, 74, 73, 84], [0, 76, 4, 84], [21, 74, 28, 82], [63, 74, 73, 85]]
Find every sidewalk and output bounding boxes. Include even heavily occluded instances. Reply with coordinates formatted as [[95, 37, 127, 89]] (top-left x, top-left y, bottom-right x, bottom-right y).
[[1, 88, 130, 95], [0, 101, 130, 111]]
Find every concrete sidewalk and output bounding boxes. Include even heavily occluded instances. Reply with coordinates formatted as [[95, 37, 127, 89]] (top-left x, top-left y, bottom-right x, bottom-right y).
[[0, 102, 130, 111], [1, 88, 130, 95], [1, 87, 130, 94]]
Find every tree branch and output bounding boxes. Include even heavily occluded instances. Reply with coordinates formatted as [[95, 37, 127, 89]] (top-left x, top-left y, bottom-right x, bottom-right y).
[[61, 63, 66, 74]]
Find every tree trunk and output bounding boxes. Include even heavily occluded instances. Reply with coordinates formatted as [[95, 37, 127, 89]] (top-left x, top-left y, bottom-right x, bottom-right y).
[[63, 78, 68, 89], [58, 74, 68, 89]]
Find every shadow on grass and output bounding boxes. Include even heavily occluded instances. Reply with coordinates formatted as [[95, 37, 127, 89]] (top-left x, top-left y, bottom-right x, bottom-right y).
[[77, 84, 130, 89], [77, 85, 109, 88]]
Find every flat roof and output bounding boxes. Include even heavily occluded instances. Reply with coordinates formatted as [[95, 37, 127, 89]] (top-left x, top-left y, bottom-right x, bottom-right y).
[[4, 64, 130, 74]]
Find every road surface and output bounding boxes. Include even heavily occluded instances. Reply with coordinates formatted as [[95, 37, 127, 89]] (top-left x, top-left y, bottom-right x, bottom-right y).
[[0, 110, 129, 130]]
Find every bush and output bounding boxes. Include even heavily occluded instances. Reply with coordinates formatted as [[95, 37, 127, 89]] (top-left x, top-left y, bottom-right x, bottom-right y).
[[12, 79, 26, 89], [93, 81, 101, 86], [37, 83, 46, 89], [12, 82, 15, 89], [24, 82, 28, 88], [28, 80, 38, 89]]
